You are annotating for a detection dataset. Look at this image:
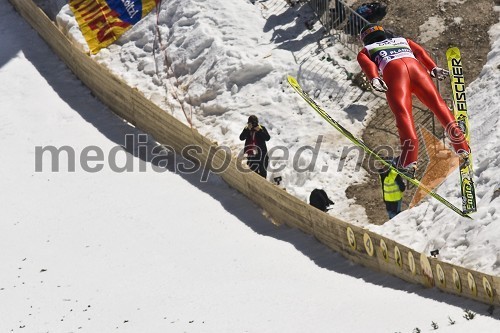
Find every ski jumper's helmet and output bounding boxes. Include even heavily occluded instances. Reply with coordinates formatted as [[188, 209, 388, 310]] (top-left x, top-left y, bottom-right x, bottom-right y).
[[359, 24, 387, 45]]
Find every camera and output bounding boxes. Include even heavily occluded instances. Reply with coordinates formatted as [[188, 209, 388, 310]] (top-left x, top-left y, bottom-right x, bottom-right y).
[[430, 249, 439, 257]]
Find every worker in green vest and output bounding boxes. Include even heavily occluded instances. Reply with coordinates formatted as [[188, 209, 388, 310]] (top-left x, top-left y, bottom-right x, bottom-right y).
[[378, 163, 406, 219]]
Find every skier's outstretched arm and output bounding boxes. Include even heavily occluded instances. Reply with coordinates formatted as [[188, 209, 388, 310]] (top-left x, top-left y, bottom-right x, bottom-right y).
[[357, 49, 380, 80], [407, 39, 437, 72]]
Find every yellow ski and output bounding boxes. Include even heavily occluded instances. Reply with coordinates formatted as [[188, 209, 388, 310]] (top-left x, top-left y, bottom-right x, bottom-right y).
[[446, 47, 477, 213]]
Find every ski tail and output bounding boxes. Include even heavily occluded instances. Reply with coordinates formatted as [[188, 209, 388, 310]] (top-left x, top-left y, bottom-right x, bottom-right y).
[[446, 47, 477, 214], [287, 75, 471, 219]]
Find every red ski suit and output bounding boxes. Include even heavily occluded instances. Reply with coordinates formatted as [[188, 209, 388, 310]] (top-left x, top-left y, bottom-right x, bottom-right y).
[[357, 38, 470, 167]]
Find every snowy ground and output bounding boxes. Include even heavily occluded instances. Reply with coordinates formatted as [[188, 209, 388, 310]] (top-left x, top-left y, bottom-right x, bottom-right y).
[[2, 0, 500, 332]]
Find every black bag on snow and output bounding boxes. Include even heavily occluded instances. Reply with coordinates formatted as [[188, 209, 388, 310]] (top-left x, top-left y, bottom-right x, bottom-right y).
[[309, 189, 334, 212]]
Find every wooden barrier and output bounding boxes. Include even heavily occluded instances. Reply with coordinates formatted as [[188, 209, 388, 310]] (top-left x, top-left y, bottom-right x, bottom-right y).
[[10, 0, 500, 306]]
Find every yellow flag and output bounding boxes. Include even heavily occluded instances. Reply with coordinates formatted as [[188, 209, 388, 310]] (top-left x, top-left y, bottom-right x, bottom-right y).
[[70, 0, 160, 54]]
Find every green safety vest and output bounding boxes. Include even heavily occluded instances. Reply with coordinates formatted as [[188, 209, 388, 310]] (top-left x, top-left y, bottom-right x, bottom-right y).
[[381, 169, 403, 202]]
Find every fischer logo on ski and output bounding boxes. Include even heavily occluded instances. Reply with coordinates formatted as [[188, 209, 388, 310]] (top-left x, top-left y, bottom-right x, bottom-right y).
[[461, 178, 475, 212], [446, 47, 477, 214]]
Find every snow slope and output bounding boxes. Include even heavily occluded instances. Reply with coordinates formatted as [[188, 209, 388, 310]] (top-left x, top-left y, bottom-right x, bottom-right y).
[[2, 0, 500, 332]]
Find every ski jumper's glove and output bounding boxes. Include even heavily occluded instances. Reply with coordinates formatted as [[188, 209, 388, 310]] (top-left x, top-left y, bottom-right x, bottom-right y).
[[430, 67, 449, 80], [370, 77, 388, 92]]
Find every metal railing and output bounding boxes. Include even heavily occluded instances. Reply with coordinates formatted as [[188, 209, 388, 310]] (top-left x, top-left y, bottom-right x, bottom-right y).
[[307, 0, 370, 54]]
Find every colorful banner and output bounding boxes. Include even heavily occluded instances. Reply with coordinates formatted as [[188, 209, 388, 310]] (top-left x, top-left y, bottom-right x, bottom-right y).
[[70, 0, 160, 54]]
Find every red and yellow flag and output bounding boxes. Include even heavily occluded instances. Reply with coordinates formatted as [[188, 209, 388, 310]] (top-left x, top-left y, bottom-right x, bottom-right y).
[[70, 0, 160, 54]]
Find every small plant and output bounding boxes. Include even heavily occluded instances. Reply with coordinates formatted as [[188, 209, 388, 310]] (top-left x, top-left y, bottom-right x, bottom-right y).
[[448, 316, 456, 325], [413, 328, 421, 333], [431, 321, 439, 330], [463, 309, 476, 320]]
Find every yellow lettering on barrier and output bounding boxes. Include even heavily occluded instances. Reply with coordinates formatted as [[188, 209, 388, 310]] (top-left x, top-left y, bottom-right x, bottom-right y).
[[420, 253, 434, 287], [452, 268, 462, 293], [346, 227, 356, 250], [363, 233, 374, 257], [408, 251, 416, 275], [468, 272, 477, 296], [394, 246, 402, 269], [483, 277, 494, 303], [380, 239, 388, 262], [436, 264, 446, 288]]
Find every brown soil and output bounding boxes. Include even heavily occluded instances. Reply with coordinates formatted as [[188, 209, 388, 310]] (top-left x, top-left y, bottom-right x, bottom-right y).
[[345, 0, 498, 224]]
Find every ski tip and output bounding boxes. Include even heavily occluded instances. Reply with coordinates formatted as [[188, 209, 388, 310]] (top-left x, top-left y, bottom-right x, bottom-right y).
[[446, 46, 460, 57], [287, 75, 298, 85], [462, 208, 477, 219], [462, 213, 473, 220]]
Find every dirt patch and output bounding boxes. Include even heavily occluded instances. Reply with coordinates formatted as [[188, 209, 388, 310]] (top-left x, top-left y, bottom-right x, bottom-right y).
[[346, 0, 498, 224]]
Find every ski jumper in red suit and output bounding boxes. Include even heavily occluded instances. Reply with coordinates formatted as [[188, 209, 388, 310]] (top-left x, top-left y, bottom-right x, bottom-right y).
[[357, 37, 470, 167]]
